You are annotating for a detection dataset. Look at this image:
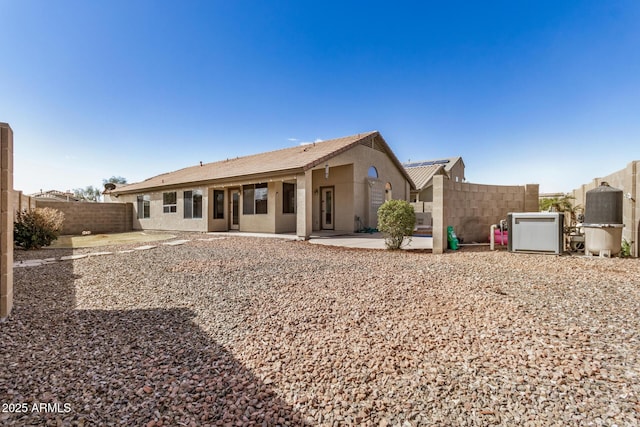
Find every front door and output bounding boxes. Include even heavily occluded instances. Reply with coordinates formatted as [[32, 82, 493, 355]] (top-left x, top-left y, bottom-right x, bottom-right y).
[[230, 190, 240, 230], [321, 187, 334, 230]]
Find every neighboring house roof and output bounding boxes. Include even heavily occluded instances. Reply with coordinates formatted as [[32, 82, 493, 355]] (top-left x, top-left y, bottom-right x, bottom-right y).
[[404, 165, 446, 191], [113, 131, 415, 195], [29, 190, 80, 202], [403, 157, 463, 191]]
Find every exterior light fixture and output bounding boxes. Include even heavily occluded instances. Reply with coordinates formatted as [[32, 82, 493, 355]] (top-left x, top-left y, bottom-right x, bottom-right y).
[[325, 164, 329, 179]]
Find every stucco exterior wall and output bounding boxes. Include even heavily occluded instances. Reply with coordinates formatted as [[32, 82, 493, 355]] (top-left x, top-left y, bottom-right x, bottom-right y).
[[311, 164, 355, 231], [118, 186, 208, 232], [207, 187, 229, 232], [572, 161, 639, 257], [119, 179, 300, 234], [448, 160, 465, 183], [432, 176, 539, 253], [275, 181, 297, 233], [319, 144, 409, 230], [418, 186, 435, 203], [238, 181, 277, 233], [36, 200, 134, 235]]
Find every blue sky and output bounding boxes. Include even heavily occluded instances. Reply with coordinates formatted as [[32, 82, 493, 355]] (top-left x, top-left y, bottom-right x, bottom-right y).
[[1, 1, 639, 194]]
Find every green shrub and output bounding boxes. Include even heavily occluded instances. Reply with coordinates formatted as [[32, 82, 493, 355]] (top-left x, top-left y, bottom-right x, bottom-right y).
[[14, 208, 65, 250], [377, 200, 416, 250], [621, 239, 632, 258]]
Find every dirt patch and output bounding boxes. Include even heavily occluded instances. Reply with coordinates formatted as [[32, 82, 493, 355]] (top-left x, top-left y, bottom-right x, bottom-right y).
[[49, 231, 176, 248]]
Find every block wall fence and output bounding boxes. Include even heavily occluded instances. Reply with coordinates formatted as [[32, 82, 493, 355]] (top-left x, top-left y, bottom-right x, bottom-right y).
[[36, 200, 134, 235], [432, 175, 539, 254], [1, 123, 14, 318], [12, 190, 36, 219], [572, 161, 639, 257]]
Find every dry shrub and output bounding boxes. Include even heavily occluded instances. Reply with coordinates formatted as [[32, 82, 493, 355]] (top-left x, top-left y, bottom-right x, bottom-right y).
[[14, 208, 65, 249]]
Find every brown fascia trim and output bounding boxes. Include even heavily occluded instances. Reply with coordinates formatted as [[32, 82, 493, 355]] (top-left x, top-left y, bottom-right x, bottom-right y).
[[303, 132, 417, 190], [112, 168, 305, 196], [302, 132, 377, 171], [376, 134, 417, 190]]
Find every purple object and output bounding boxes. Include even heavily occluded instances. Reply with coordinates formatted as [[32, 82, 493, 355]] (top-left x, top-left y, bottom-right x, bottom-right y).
[[492, 229, 508, 245]]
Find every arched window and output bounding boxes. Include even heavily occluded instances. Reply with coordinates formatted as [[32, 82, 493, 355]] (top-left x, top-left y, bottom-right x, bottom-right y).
[[368, 166, 378, 178]]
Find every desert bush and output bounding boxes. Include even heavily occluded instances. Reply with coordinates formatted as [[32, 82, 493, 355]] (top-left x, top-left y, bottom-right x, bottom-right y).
[[377, 200, 415, 250], [621, 239, 632, 258], [14, 208, 65, 249]]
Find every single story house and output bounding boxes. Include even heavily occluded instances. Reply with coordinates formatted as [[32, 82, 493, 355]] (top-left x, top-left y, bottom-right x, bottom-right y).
[[106, 131, 414, 239]]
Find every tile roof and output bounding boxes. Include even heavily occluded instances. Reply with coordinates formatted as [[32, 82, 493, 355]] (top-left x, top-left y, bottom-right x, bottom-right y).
[[404, 165, 445, 190], [29, 190, 81, 202], [113, 131, 414, 194], [404, 157, 463, 190]]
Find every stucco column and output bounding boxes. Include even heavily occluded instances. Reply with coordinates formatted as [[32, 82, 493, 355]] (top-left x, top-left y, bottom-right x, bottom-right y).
[[296, 170, 313, 239], [432, 175, 446, 254], [625, 161, 638, 257], [1, 122, 14, 319]]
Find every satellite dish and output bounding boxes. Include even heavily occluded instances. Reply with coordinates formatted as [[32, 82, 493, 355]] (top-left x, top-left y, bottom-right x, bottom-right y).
[[104, 183, 117, 191]]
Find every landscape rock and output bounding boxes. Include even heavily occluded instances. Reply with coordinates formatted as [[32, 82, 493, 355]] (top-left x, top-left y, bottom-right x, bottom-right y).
[[2, 234, 639, 426]]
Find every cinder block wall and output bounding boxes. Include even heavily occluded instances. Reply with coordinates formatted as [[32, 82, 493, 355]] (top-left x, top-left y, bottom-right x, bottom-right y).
[[12, 190, 36, 220], [432, 176, 539, 254], [36, 200, 133, 235], [572, 161, 639, 257], [1, 123, 14, 319]]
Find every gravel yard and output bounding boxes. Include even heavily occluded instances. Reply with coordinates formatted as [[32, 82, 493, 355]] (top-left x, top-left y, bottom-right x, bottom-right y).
[[2, 234, 639, 426]]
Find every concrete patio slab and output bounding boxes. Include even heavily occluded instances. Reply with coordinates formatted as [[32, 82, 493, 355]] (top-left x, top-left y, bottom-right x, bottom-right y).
[[207, 232, 299, 240], [309, 233, 432, 250], [208, 231, 432, 250]]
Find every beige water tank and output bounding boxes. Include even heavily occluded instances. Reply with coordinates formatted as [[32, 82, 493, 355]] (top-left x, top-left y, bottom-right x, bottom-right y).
[[584, 224, 623, 257]]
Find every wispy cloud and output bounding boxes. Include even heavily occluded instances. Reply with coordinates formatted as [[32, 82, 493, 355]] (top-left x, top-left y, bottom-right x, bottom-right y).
[[287, 138, 299, 142], [298, 138, 324, 146]]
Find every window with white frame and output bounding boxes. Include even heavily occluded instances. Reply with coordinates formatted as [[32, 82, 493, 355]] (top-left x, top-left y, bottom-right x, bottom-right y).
[[184, 190, 203, 219], [163, 191, 177, 213], [243, 183, 268, 215], [243, 186, 254, 215], [137, 195, 150, 219]]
